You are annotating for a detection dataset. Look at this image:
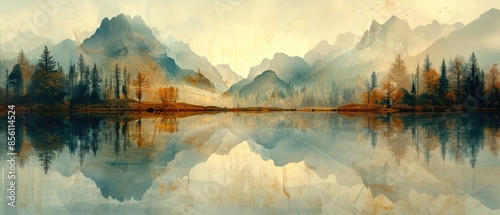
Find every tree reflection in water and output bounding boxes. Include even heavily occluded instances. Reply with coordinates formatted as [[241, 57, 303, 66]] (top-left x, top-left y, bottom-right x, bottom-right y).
[[8, 112, 499, 175], [355, 113, 498, 168]]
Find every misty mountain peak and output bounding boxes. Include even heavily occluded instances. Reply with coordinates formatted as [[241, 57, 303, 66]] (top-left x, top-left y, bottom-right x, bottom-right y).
[[81, 13, 165, 59], [111, 13, 130, 26], [477, 8, 500, 22], [95, 14, 150, 37], [454, 22, 465, 29], [273, 52, 291, 59], [317, 39, 330, 47], [383, 15, 410, 30], [95, 13, 132, 36], [369, 20, 382, 32], [261, 70, 278, 77], [164, 36, 191, 52]]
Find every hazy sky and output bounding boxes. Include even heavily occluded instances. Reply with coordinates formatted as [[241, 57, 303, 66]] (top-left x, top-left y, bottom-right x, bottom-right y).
[[0, 0, 498, 77]]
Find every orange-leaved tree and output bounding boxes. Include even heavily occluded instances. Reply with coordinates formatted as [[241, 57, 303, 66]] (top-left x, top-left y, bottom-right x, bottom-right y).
[[382, 80, 404, 108], [423, 68, 440, 96], [133, 72, 150, 102], [388, 54, 411, 90], [158, 86, 179, 104]]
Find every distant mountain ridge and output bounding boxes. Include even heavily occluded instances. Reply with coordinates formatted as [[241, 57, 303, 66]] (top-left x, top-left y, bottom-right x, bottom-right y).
[[310, 14, 465, 84], [247, 53, 312, 85], [215, 64, 243, 87], [409, 8, 500, 68], [1, 32, 54, 55], [218, 10, 497, 108], [239, 70, 292, 105], [164, 36, 233, 91], [305, 32, 361, 72]]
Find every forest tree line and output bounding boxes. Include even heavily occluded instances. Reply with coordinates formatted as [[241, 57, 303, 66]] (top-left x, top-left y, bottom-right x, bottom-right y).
[[1, 46, 179, 106], [361, 53, 500, 109]]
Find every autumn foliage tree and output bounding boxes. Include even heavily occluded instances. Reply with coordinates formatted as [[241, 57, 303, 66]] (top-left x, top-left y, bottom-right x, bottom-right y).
[[360, 71, 384, 104], [17, 50, 31, 95], [158, 86, 179, 104], [362, 88, 384, 104], [133, 72, 149, 102], [382, 80, 404, 108], [423, 68, 440, 96], [485, 64, 500, 106], [388, 54, 411, 89], [449, 56, 466, 105]]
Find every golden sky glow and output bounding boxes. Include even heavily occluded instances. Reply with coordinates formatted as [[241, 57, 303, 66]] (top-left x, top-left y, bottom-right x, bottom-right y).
[[0, 0, 498, 77]]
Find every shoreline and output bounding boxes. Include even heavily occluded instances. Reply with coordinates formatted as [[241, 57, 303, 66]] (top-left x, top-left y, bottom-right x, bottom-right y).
[[1, 102, 499, 115], [2, 106, 500, 115]]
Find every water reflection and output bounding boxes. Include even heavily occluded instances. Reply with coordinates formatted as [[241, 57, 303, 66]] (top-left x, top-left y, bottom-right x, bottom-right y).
[[354, 113, 499, 168], [1, 112, 499, 214]]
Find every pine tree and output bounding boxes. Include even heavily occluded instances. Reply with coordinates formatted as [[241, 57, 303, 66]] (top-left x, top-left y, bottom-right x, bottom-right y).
[[68, 64, 76, 98], [466, 52, 482, 99], [71, 54, 89, 105], [4, 68, 9, 103], [77, 54, 86, 83], [103, 76, 108, 99], [84, 65, 91, 104], [411, 80, 416, 95], [122, 66, 129, 99], [90, 63, 102, 103], [423, 54, 432, 73], [8, 64, 23, 98], [37, 46, 56, 73], [371, 71, 378, 89], [363, 71, 378, 104], [109, 75, 114, 99], [415, 60, 420, 95], [113, 64, 121, 100], [29, 46, 65, 104], [438, 59, 449, 98]]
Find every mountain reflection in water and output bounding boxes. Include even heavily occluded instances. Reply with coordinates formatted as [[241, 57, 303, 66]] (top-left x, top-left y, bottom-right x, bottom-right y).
[[1, 112, 499, 214]]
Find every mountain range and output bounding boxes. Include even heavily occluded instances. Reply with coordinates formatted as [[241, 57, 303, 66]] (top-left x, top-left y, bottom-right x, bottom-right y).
[[163, 36, 242, 91], [409, 8, 500, 69], [309, 14, 465, 86], [304, 32, 361, 73], [2, 9, 500, 107], [1, 32, 54, 55], [223, 10, 493, 107], [247, 53, 312, 84]]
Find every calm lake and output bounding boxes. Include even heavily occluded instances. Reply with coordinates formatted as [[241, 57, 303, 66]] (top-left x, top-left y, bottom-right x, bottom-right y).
[[1, 112, 500, 214]]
